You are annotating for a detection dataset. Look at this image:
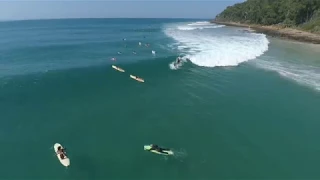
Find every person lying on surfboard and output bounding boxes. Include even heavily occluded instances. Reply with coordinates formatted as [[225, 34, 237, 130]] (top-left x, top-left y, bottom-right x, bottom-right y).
[[135, 76, 142, 80], [57, 146, 67, 159], [149, 144, 171, 154]]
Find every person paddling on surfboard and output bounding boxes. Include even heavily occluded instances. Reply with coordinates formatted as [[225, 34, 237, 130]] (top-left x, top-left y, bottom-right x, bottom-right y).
[[149, 144, 170, 154], [57, 146, 67, 159]]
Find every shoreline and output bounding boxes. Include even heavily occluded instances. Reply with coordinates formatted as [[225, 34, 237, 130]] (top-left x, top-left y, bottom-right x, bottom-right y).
[[211, 21, 320, 44]]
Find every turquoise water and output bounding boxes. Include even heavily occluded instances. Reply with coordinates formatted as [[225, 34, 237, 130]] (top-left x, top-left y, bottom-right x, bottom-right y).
[[0, 19, 320, 179]]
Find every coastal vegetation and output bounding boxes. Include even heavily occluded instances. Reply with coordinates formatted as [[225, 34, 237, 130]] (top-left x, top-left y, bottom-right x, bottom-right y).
[[215, 0, 320, 33]]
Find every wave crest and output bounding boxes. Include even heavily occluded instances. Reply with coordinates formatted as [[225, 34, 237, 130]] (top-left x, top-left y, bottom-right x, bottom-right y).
[[164, 21, 269, 67], [177, 25, 225, 31]]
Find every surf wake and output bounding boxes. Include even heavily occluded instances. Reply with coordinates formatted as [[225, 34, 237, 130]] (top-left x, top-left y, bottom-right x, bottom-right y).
[[254, 56, 320, 91], [164, 21, 269, 67]]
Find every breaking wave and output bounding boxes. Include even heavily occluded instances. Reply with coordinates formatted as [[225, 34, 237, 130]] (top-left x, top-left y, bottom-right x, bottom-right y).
[[164, 21, 269, 67]]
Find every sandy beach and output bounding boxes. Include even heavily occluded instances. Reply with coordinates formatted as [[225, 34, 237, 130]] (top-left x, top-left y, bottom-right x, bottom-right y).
[[211, 21, 320, 44]]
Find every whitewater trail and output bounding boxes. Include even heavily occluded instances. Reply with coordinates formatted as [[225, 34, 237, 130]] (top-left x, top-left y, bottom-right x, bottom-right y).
[[163, 21, 269, 68], [253, 56, 320, 91]]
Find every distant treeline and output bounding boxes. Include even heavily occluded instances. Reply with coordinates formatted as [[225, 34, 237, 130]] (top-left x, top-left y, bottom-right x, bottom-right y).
[[215, 0, 320, 32]]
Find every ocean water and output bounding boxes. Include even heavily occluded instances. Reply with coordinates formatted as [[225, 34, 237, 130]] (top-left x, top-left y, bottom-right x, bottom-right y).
[[0, 18, 320, 179]]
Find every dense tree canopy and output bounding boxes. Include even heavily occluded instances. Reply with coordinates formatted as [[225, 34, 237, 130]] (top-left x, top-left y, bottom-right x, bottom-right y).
[[215, 0, 320, 32]]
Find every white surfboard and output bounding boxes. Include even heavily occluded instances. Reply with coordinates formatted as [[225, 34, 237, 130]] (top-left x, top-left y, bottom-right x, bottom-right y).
[[130, 75, 144, 83], [112, 65, 125, 72], [54, 143, 70, 167]]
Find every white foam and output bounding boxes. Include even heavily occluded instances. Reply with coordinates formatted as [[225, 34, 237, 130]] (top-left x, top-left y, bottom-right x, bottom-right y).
[[177, 25, 225, 31], [177, 26, 196, 31], [169, 62, 179, 70], [164, 22, 269, 67], [187, 21, 211, 26]]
